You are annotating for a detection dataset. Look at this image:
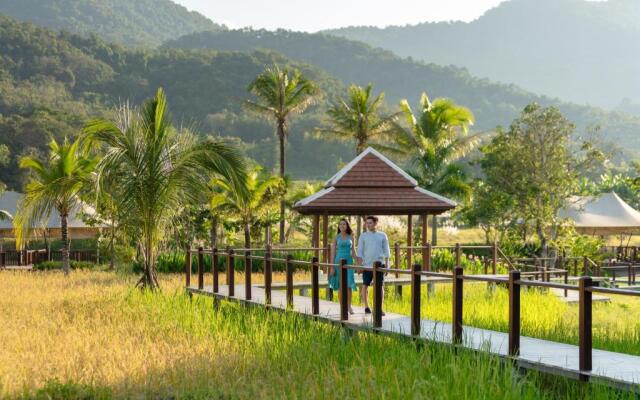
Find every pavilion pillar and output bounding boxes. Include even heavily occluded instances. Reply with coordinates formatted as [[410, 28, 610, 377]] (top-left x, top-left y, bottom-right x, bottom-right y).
[[322, 213, 332, 301], [312, 215, 320, 261], [322, 213, 329, 263], [422, 214, 434, 296], [431, 214, 438, 246], [406, 214, 413, 269]]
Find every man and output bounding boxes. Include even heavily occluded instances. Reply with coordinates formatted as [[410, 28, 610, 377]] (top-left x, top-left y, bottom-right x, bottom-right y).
[[356, 215, 390, 315]]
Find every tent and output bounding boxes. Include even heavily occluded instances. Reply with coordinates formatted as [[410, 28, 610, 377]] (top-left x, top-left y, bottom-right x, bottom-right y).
[[558, 192, 640, 235], [0, 191, 105, 239]]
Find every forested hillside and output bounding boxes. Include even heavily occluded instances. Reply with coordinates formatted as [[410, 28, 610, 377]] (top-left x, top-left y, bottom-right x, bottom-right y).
[[164, 28, 640, 154], [327, 0, 640, 109], [0, 15, 350, 190], [0, 0, 224, 47]]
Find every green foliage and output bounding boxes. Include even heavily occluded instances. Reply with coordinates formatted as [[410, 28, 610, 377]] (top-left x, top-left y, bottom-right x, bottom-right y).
[[479, 104, 589, 253], [84, 88, 247, 288], [315, 83, 398, 154], [0, 0, 224, 47], [33, 260, 97, 271], [392, 93, 477, 203], [165, 28, 640, 160]]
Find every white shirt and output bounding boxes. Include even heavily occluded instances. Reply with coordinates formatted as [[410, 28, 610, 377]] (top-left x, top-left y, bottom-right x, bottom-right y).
[[356, 231, 390, 267]]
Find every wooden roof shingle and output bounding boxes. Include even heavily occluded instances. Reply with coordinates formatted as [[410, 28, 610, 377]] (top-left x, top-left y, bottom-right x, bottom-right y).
[[293, 148, 456, 215]]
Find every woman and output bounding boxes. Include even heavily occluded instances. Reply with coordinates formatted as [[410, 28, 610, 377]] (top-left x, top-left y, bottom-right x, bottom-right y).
[[329, 218, 357, 314]]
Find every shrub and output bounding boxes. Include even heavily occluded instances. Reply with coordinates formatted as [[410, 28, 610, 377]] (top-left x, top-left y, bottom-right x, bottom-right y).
[[33, 261, 97, 271]]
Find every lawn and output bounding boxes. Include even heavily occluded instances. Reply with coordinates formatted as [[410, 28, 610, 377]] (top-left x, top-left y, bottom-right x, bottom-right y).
[[0, 270, 635, 399]]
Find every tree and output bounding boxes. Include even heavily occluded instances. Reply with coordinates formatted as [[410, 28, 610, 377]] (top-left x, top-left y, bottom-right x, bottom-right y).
[[392, 93, 477, 244], [245, 64, 318, 244], [285, 181, 324, 241], [479, 103, 601, 256], [210, 166, 283, 248], [84, 88, 247, 289], [315, 84, 398, 154], [14, 139, 97, 274]]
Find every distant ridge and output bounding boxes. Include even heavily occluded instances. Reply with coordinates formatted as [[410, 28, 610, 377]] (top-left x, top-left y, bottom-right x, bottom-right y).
[[0, 0, 225, 47], [326, 0, 640, 109]]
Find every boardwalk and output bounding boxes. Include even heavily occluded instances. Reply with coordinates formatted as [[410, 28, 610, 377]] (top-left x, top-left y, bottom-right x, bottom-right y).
[[188, 283, 640, 389]]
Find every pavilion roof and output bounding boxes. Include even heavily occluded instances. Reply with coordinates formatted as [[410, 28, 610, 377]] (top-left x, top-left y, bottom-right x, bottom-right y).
[[293, 147, 456, 215]]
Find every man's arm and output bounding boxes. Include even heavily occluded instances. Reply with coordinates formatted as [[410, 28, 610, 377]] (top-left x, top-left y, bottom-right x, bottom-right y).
[[356, 233, 364, 265], [382, 233, 391, 267]]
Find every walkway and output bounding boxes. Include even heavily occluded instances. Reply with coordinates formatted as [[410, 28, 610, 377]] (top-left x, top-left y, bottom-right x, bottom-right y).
[[188, 283, 640, 389]]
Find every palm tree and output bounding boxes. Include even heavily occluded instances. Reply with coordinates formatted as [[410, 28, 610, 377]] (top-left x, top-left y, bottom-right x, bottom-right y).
[[14, 139, 98, 274], [315, 84, 399, 155], [245, 64, 318, 244], [210, 166, 283, 248], [393, 93, 478, 244], [285, 181, 324, 241], [84, 88, 247, 289]]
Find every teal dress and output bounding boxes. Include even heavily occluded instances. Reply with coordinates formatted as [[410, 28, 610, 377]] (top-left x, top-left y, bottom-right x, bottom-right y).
[[329, 234, 357, 291]]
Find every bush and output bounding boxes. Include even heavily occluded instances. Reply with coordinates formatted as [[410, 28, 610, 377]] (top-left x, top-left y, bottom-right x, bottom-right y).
[[33, 261, 97, 271]]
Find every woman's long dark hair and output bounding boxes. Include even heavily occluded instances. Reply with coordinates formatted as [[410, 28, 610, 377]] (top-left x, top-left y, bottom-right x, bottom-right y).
[[336, 218, 353, 235]]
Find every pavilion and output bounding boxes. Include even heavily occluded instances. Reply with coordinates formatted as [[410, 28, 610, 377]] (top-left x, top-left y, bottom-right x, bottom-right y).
[[293, 147, 456, 266]]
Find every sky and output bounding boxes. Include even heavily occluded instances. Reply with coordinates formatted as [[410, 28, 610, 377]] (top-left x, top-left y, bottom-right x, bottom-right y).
[[173, 0, 509, 32]]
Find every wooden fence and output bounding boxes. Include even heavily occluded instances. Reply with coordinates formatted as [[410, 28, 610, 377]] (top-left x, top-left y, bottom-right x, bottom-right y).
[[182, 242, 640, 376]]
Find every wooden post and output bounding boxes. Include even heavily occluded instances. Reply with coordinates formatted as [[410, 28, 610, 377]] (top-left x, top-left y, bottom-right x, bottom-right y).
[[227, 248, 235, 297], [579, 276, 593, 373], [311, 256, 319, 315], [322, 214, 329, 261], [264, 245, 272, 305], [0, 251, 5, 268], [185, 248, 191, 288], [452, 266, 464, 344], [455, 243, 461, 269], [339, 258, 348, 321], [421, 214, 428, 270], [286, 254, 294, 309], [411, 262, 421, 336], [312, 215, 320, 261], [197, 247, 204, 290], [492, 242, 497, 274], [373, 261, 383, 328], [212, 248, 219, 293], [628, 263, 633, 286], [407, 214, 413, 269], [564, 271, 568, 297], [508, 270, 521, 356], [245, 250, 252, 300], [394, 242, 402, 298]]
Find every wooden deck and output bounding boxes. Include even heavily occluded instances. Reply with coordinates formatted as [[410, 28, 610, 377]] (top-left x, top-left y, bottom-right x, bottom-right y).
[[187, 283, 640, 389]]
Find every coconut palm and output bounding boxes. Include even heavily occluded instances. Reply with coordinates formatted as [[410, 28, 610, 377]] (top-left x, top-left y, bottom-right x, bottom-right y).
[[245, 64, 318, 244], [84, 88, 247, 289], [210, 166, 283, 248], [392, 93, 478, 244], [315, 84, 399, 155], [14, 139, 98, 274]]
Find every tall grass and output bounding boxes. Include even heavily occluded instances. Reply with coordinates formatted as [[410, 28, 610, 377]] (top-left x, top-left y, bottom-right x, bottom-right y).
[[0, 271, 633, 399]]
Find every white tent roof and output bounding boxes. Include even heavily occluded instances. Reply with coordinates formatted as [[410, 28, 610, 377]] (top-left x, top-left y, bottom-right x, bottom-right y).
[[558, 192, 640, 235], [0, 191, 104, 238]]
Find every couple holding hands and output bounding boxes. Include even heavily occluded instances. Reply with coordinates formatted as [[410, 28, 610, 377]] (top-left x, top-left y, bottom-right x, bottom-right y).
[[327, 215, 390, 315]]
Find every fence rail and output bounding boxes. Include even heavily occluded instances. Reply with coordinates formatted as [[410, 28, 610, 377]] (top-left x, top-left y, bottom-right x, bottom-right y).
[[182, 241, 640, 378], [0, 249, 98, 267]]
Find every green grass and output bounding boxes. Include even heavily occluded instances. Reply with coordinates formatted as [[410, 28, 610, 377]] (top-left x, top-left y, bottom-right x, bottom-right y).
[[317, 282, 640, 356], [1, 271, 636, 399]]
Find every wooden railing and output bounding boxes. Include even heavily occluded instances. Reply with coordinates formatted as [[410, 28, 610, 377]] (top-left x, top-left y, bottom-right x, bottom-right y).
[[185, 243, 640, 377], [0, 249, 98, 267]]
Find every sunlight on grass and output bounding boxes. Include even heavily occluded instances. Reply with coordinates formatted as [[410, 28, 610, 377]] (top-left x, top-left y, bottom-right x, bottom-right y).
[[0, 271, 633, 399]]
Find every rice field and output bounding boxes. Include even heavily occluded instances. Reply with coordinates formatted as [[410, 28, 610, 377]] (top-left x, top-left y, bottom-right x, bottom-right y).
[[0, 270, 636, 399]]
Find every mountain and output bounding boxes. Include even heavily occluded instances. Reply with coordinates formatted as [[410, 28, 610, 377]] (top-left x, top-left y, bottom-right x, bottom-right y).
[[0, 15, 350, 190], [326, 0, 640, 109], [164, 28, 640, 153], [0, 0, 225, 47]]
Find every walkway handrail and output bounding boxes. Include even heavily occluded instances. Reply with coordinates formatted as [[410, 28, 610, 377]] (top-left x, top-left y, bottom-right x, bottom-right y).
[[184, 243, 640, 381]]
